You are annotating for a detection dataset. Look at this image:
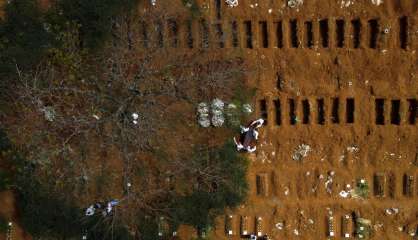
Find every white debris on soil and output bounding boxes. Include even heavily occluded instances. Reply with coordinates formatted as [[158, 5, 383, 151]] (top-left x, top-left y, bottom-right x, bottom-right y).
[[132, 112, 139, 125], [284, 186, 290, 196], [150, 0, 156, 6], [288, 0, 303, 8], [93, 114, 100, 120], [225, 0, 238, 7], [292, 144, 312, 161], [275, 222, 284, 230], [339, 190, 350, 198], [325, 171, 334, 194], [340, 0, 355, 8], [257, 150, 269, 163], [373, 223, 384, 233], [383, 151, 402, 161], [326, 208, 333, 215], [293, 229, 300, 235], [42, 106, 56, 122], [371, 0, 383, 5], [197, 102, 211, 127], [211, 98, 225, 127], [339, 184, 353, 198], [347, 145, 360, 153], [385, 208, 399, 215]]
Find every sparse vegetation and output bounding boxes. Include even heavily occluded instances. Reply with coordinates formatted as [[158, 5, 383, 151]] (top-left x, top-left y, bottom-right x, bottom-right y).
[[0, 1, 251, 239], [0, 0, 52, 78], [352, 179, 369, 199], [55, 0, 139, 49], [170, 141, 248, 231], [181, 0, 201, 18], [0, 0, 139, 87], [0, 216, 8, 233], [0, 130, 132, 239], [355, 218, 372, 239], [0, 169, 12, 191]]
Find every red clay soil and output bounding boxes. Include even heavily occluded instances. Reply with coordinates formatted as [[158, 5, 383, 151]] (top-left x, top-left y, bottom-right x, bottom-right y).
[[1, 0, 417, 239], [203, 0, 418, 239]]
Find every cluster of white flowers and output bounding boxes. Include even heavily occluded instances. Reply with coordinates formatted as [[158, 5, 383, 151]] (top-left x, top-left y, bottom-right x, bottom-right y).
[[371, 0, 383, 5], [287, 0, 303, 8], [340, 0, 355, 8], [225, 103, 239, 126], [197, 100, 252, 128], [292, 144, 311, 161], [42, 106, 56, 122], [132, 112, 139, 125], [347, 145, 360, 153], [197, 102, 211, 127], [225, 0, 238, 7], [211, 98, 225, 127], [242, 103, 253, 114]]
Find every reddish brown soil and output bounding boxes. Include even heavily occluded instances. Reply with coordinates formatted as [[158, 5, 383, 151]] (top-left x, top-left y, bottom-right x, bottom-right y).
[[203, 0, 418, 239], [1, 0, 417, 240]]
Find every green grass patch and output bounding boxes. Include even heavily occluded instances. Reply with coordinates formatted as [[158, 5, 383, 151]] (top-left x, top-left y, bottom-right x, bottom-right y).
[[355, 180, 370, 199], [353, 179, 369, 199], [169, 141, 248, 234], [0, 216, 8, 233], [355, 218, 372, 239], [181, 0, 201, 18]]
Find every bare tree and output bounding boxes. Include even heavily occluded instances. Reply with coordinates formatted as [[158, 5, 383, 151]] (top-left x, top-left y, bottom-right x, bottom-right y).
[[4, 3, 249, 238]]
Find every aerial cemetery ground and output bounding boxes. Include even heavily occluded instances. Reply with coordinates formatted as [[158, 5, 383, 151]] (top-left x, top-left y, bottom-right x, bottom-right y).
[[0, 0, 417, 239]]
